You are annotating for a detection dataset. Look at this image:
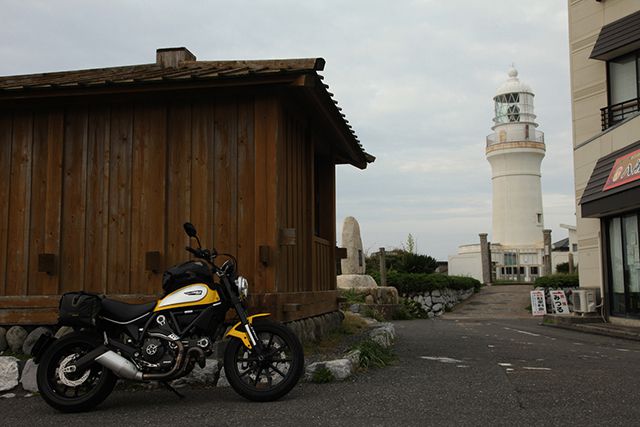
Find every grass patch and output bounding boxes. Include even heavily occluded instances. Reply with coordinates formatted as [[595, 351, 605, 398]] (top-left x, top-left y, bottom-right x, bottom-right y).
[[1, 350, 32, 361], [341, 312, 369, 334], [340, 288, 366, 305], [361, 306, 386, 322], [310, 366, 335, 383], [350, 339, 395, 369]]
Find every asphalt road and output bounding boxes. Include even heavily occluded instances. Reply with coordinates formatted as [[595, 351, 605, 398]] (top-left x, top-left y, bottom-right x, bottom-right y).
[[2, 317, 640, 426]]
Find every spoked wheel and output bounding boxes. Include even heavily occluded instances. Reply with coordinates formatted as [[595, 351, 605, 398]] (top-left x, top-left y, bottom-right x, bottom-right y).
[[37, 332, 117, 413], [224, 320, 303, 401]]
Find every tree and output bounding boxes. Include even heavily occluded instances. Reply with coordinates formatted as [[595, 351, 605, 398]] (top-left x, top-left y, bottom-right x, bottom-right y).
[[403, 234, 416, 254]]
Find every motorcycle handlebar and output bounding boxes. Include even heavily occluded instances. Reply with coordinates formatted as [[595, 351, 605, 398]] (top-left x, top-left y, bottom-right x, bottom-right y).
[[185, 246, 218, 261]]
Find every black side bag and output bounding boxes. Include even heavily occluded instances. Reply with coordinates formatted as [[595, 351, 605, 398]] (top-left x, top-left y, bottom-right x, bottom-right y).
[[58, 292, 102, 327]]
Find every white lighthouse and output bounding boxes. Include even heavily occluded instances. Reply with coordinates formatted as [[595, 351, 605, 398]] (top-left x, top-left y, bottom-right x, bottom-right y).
[[448, 67, 550, 283], [486, 68, 545, 248]]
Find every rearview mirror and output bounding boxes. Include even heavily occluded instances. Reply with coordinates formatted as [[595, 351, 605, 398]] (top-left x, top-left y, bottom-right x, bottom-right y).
[[183, 222, 198, 238]]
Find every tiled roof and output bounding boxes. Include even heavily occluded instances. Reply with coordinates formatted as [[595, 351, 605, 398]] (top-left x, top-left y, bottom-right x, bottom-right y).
[[0, 48, 373, 168], [590, 9, 640, 60], [0, 58, 326, 91]]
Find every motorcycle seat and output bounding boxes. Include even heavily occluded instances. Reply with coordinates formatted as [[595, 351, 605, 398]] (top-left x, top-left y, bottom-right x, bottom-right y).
[[100, 298, 157, 323]]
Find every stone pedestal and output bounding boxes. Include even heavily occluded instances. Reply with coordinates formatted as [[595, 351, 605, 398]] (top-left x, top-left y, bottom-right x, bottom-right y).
[[337, 274, 378, 289]]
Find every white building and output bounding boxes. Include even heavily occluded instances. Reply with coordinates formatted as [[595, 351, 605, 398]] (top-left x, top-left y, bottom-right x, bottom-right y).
[[449, 68, 555, 283]]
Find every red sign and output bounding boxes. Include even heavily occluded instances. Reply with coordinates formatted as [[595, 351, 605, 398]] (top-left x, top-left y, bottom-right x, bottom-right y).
[[603, 148, 640, 191]]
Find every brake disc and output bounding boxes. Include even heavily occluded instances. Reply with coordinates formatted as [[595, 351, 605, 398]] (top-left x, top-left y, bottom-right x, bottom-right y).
[[56, 354, 91, 387]]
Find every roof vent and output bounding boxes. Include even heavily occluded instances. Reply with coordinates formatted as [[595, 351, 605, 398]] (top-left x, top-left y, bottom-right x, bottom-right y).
[[156, 47, 196, 68]]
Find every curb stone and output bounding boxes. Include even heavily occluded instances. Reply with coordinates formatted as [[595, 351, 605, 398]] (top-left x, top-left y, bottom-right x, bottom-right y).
[[0, 356, 20, 392], [20, 359, 38, 393]]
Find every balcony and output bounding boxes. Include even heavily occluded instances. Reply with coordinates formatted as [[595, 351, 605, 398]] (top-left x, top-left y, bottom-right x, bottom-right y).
[[601, 97, 640, 130], [486, 129, 544, 149]]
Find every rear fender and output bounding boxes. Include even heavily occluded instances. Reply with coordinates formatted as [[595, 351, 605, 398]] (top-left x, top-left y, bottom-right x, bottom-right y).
[[31, 334, 57, 364], [224, 313, 271, 349]]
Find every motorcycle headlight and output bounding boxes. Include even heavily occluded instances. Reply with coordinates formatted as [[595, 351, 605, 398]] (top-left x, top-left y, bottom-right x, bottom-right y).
[[235, 276, 249, 299]]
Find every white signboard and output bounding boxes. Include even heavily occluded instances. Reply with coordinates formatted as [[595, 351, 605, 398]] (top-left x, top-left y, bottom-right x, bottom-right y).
[[549, 290, 570, 315], [530, 290, 547, 316]]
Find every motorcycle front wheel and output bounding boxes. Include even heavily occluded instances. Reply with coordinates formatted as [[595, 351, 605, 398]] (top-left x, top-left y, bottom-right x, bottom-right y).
[[224, 320, 303, 401], [36, 332, 117, 413]]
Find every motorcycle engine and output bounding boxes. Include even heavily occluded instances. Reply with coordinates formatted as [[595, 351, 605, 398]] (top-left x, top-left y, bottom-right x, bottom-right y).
[[140, 337, 176, 371]]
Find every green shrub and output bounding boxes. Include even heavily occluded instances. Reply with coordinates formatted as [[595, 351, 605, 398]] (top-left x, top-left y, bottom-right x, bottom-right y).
[[372, 272, 481, 295], [400, 298, 430, 319], [391, 298, 424, 320], [366, 249, 438, 276], [534, 274, 579, 288], [391, 304, 413, 320], [555, 262, 569, 274]]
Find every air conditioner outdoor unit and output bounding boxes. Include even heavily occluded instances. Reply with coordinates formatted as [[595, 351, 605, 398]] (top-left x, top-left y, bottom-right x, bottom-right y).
[[572, 289, 598, 313]]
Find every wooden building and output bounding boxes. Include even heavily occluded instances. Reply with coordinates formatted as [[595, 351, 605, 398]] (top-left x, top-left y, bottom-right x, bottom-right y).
[[0, 47, 373, 325]]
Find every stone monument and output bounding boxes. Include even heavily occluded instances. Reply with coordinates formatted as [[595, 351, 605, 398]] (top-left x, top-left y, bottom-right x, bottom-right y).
[[337, 216, 377, 289]]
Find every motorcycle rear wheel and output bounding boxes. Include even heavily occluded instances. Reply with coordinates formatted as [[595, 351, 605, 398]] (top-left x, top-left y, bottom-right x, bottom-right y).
[[36, 332, 117, 413], [224, 320, 303, 401]]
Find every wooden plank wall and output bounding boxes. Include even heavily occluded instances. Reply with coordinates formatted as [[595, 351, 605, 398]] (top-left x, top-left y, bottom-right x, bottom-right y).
[[279, 108, 313, 294], [0, 93, 341, 324], [0, 96, 261, 324], [313, 153, 337, 293], [274, 106, 338, 320]]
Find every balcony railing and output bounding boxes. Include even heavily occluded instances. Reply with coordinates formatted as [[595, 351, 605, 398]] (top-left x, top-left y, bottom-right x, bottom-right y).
[[601, 97, 640, 131], [486, 129, 544, 148]]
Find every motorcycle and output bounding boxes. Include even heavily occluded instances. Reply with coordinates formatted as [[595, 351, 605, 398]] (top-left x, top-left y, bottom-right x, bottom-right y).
[[33, 222, 304, 412]]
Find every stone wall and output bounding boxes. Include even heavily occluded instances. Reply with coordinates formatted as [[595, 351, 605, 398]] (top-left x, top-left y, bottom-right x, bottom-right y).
[[404, 288, 475, 318], [284, 311, 344, 344]]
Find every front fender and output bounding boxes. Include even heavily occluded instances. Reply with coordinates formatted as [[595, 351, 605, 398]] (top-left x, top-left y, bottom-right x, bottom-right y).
[[224, 313, 271, 349]]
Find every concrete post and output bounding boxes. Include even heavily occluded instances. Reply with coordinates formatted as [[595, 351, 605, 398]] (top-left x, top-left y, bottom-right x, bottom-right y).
[[543, 229, 552, 276], [479, 233, 492, 285], [379, 247, 387, 287], [568, 252, 575, 274]]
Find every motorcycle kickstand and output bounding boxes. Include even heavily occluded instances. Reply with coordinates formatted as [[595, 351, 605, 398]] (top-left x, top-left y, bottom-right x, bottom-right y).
[[162, 381, 185, 399]]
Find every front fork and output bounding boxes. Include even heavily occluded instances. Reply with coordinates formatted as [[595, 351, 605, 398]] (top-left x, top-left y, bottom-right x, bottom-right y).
[[225, 312, 271, 350], [222, 276, 270, 351]]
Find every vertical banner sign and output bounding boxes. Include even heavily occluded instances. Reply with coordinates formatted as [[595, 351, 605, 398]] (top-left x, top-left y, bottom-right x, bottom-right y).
[[530, 290, 547, 316], [549, 290, 570, 315]]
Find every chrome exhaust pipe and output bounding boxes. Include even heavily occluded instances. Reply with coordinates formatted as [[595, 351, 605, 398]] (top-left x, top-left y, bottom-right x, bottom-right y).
[[95, 351, 144, 380]]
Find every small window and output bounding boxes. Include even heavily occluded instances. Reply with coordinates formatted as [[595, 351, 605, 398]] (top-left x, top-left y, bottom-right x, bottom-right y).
[[506, 267, 512, 275], [572, 243, 578, 252], [530, 266, 539, 275], [520, 266, 525, 275], [504, 252, 517, 265], [537, 213, 543, 224]]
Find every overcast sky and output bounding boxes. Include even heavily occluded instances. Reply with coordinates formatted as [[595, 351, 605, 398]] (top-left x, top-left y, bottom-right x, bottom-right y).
[[0, 0, 574, 260]]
